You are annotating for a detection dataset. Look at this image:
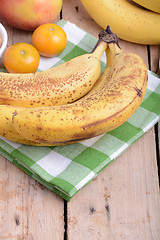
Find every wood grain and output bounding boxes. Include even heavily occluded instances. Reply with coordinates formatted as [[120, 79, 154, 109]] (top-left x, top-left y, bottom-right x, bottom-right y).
[[0, 0, 160, 239], [150, 44, 160, 194], [67, 130, 160, 240], [150, 45, 160, 73], [0, 155, 64, 240]]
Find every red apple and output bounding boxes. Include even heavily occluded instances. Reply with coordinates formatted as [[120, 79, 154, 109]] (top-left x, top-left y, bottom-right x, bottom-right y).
[[0, 0, 62, 31]]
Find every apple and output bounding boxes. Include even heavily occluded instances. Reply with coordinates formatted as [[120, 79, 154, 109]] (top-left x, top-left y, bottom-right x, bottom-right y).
[[0, 0, 62, 31]]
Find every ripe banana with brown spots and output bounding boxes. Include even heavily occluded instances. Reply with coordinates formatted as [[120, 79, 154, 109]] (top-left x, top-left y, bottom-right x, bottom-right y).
[[0, 103, 60, 146], [0, 30, 108, 108], [133, 0, 160, 13], [12, 27, 148, 146], [0, 105, 37, 145], [80, 0, 160, 44]]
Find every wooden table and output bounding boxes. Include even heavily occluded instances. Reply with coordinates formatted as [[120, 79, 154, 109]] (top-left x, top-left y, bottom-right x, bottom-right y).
[[0, 1, 160, 239]]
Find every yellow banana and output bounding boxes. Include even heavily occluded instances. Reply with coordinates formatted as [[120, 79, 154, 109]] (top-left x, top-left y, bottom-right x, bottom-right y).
[[80, 0, 160, 45], [133, 0, 160, 13], [0, 105, 34, 145], [0, 105, 54, 146], [0, 30, 108, 108], [12, 27, 148, 146]]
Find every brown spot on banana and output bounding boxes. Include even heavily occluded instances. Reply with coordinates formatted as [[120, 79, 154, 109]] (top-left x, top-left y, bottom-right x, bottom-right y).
[[134, 87, 143, 97], [36, 126, 43, 131], [12, 110, 18, 121]]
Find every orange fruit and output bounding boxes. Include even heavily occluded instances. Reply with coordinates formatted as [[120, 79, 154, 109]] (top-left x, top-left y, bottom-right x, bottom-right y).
[[32, 23, 67, 57], [3, 42, 40, 73]]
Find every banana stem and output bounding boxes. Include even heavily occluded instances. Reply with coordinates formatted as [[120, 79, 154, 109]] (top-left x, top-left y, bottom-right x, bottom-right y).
[[91, 25, 120, 59], [91, 39, 108, 59], [100, 25, 119, 47], [99, 25, 122, 66]]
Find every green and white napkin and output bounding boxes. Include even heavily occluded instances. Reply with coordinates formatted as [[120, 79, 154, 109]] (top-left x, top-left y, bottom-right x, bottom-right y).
[[0, 20, 159, 201]]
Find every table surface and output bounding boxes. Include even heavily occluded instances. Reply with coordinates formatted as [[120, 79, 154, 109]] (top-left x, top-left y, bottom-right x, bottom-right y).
[[0, 1, 160, 239]]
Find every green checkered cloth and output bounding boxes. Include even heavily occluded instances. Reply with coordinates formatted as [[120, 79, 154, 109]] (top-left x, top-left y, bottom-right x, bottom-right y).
[[0, 20, 160, 201]]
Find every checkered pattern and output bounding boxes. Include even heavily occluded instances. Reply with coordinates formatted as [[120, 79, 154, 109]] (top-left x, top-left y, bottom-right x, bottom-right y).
[[0, 20, 159, 201]]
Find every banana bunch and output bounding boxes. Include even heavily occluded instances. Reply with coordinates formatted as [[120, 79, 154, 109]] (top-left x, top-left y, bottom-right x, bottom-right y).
[[0, 26, 148, 146], [133, 0, 160, 13], [0, 31, 108, 108], [80, 0, 160, 45]]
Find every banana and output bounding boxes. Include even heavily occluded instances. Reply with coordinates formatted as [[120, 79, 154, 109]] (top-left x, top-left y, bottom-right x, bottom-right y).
[[12, 27, 148, 146], [0, 104, 55, 146], [0, 30, 108, 108], [0, 105, 34, 145], [80, 0, 160, 45], [133, 0, 160, 13]]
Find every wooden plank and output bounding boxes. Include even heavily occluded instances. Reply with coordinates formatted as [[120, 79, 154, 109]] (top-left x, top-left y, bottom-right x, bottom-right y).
[[63, 0, 160, 239], [150, 44, 160, 190], [0, 155, 64, 240], [150, 45, 160, 73], [155, 122, 160, 186], [67, 130, 160, 240], [0, 18, 64, 240], [158, 123, 160, 179]]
